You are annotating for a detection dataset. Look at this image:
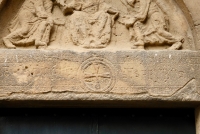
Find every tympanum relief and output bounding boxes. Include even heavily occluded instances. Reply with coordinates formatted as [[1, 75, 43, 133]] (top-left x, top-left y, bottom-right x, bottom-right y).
[[0, 0, 194, 50], [1, 0, 200, 102]]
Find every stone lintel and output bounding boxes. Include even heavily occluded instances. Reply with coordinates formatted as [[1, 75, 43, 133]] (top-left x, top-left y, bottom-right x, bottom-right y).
[[0, 50, 199, 107]]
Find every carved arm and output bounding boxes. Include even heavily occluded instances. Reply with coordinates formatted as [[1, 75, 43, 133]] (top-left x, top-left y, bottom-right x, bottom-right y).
[[34, 0, 49, 19], [56, 0, 82, 15], [134, 0, 151, 22], [119, 0, 151, 28]]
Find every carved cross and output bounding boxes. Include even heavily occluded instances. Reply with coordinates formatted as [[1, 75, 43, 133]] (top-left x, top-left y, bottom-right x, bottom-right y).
[[83, 62, 111, 89]]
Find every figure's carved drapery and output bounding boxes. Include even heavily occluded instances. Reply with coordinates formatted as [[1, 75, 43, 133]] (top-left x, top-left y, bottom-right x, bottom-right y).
[[0, 0, 194, 50], [119, 0, 184, 50], [0, 0, 200, 110], [59, 0, 119, 48], [3, 0, 54, 49]]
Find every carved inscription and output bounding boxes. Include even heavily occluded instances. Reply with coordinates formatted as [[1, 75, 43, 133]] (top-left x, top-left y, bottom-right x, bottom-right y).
[[0, 50, 199, 101], [145, 52, 191, 96], [189, 54, 200, 95], [113, 52, 192, 96]]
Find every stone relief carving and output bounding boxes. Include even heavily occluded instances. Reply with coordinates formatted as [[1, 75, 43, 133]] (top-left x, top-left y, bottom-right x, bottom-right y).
[[119, 0, 184, 50], [78, 57, 116, 92], [1, 0, 193, 50], [0, 0, 200, 107], [3, 0, 54, 49], [57, 0, 119, 48]]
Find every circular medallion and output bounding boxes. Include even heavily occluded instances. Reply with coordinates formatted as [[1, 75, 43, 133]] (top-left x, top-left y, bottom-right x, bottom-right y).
[[78, 57, 116, 92]]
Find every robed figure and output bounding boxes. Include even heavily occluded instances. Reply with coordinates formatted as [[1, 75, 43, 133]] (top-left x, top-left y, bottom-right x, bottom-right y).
[[57, 0, 119, 49], [120, 0, 184, 50], [3, 0, 54, 49]]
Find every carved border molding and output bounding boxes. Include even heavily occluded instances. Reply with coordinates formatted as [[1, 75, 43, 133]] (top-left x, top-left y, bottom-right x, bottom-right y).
[[174, 0, 200, 50]]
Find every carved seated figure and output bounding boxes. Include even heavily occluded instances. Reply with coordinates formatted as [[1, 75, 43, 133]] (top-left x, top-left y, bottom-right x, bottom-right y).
[[3, 0, 54, 49], [57, 0, 119, 49], [120, 0, 184, 50]]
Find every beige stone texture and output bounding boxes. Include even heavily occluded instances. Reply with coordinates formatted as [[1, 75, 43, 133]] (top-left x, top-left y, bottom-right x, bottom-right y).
[[0, 0, 200, 109], [182, 0, 200, 50], [196, 107, 200, 134], [0, 0, 195, 50], [0, 50, 199, 103]]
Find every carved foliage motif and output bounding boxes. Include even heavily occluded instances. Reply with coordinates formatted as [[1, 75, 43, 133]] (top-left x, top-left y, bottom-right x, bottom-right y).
[[1, 0, 193, 50]]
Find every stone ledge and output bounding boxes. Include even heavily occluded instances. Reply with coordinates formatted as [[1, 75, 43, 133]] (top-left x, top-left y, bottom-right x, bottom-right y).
[[0, 100, 199, 108], [0, 50, 199, 103]]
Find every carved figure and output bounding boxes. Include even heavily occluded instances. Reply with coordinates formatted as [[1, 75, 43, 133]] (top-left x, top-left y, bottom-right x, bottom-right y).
[[57, 0, 119, 49], [3, 0, 54, 49], [120, 0, 184, 50]]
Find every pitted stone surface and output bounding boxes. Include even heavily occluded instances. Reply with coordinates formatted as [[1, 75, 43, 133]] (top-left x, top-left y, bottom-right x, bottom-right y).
[[0, 50, 199, 102], [0, 0, 200, 108], [0, 0, 195, 50]]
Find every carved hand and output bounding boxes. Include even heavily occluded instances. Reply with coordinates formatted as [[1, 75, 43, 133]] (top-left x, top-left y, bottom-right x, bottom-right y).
[[38, 12, 48, 19], [134, 14, 146, 22], [125, 17, 136, 28], [63, 5, 74, 14], [64, 5, 73, 9], [88, 19, 96, 25], [47, 17, 54, 27], [53, 18, 65, 25]]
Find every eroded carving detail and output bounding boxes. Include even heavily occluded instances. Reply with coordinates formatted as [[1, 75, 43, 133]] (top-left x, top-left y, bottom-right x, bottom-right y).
[[0, 51, 199, 101], [3, 0, 55, 49], [57, 0, 119, 48], [1, 0, 190, 50], [119, 0, 184, 50], [78, 57, 116, 92]]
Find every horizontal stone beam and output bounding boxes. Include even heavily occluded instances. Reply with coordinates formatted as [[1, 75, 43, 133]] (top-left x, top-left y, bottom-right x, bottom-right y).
[[0, 50, 199, 103]]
